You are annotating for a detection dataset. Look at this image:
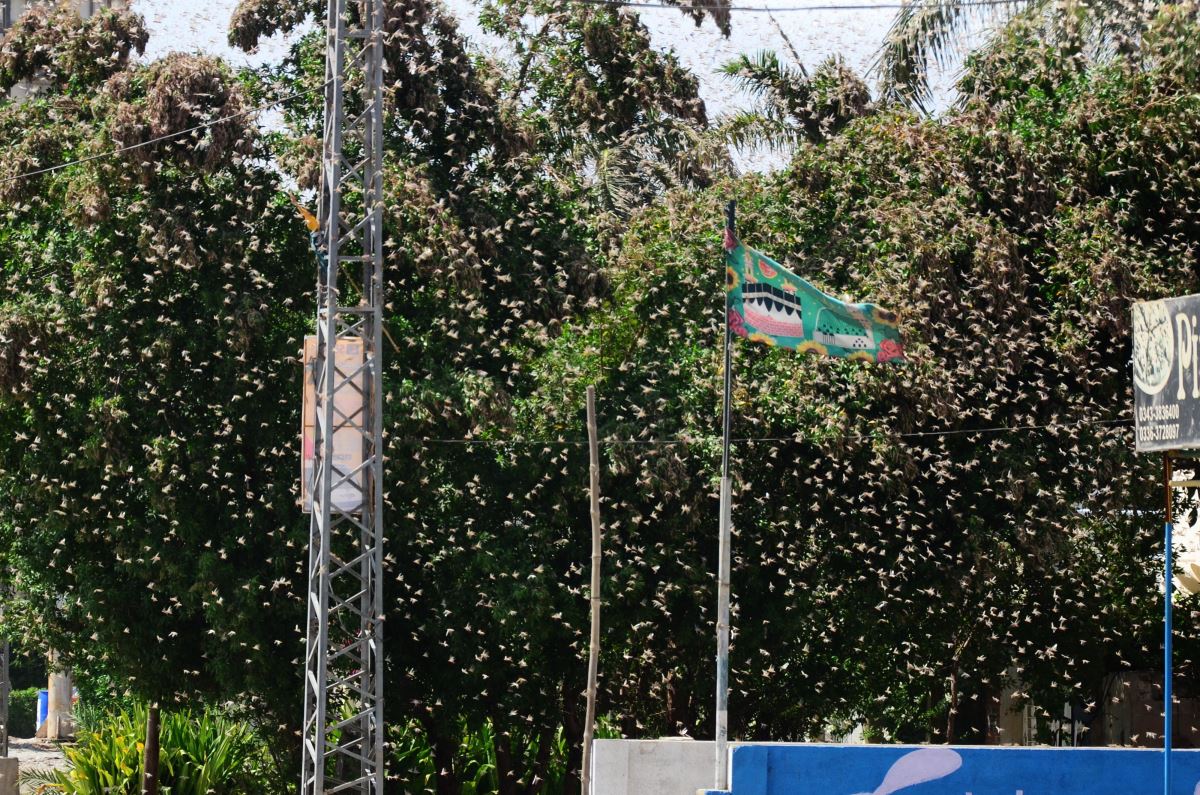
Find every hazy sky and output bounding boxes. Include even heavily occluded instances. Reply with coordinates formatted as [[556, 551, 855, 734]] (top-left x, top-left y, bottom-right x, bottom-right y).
[[128, 0, 982, 162]]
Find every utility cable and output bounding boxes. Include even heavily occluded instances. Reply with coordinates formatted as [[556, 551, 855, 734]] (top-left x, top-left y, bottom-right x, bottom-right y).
[[393, 416, 1133, 447], [571, 0, 1024, 11], [0, 0, 1022, 185], [0, 78, 332, 186]]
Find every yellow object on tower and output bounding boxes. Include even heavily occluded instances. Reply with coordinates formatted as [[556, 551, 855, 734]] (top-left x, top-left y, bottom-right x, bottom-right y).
[[287, 193, 320, 232]]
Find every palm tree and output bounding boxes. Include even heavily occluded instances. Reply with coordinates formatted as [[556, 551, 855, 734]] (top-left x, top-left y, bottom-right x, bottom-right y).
[[716, 50, 873, 153], [570, 110, 729, 218], [873, 0, 1158, 113]]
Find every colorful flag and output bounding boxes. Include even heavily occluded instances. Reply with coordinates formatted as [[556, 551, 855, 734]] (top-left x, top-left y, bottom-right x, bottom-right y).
[[724, 230, 905, 363]]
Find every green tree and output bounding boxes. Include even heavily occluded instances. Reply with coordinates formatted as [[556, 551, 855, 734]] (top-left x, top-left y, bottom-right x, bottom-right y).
[[873, 0, 1171, 113], [717, 52, 873, 152], [0, 4, 311, 778], [513, 5, 1200, 744], [228, 0, 748, 789]]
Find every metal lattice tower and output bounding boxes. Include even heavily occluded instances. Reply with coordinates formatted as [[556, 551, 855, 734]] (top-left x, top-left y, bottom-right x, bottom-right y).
[[300, 0, 386, 791]]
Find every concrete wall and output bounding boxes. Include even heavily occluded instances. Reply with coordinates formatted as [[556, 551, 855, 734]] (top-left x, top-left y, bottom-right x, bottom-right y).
[[2, 0, 127, 31], [593, 739, 734, 795], [0, 758, 17, 795], [704, 743, 1200, 795]]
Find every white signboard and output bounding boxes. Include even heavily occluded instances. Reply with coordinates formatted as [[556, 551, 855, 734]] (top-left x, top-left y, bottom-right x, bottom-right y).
[[302, 335, 365, 512], [1133, 295, 1200, 452]]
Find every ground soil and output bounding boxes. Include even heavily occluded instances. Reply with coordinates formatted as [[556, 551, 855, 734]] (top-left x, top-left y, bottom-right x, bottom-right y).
[[5, 738, 69, 794]]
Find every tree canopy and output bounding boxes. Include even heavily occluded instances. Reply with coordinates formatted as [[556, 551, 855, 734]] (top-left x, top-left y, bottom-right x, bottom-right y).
[[3, 1, 1200, 793]]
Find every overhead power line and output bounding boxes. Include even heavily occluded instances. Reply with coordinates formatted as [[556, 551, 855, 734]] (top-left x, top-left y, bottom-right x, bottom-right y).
[[572, 0, 1023, 11], [394, 416, 1133, 447], [0, 0, 1022, 186], [0, 79, 332, 186]]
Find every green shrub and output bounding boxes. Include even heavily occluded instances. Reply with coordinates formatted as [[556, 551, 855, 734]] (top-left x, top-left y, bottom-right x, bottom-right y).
[[72, 672, 136, 734], [25, 704, 264, 795], [8, 686, 40, 737], [389, 717, 621, 795]]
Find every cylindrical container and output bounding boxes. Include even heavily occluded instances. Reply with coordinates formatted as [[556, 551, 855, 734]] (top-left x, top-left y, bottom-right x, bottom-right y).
[[36, 689, 48, 730]]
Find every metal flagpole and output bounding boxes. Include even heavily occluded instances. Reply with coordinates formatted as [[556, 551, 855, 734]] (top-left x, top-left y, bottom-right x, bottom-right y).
[[299, 0, 387, 791], [714, 200, 736, 791], [1164, 453, 1174, 795]]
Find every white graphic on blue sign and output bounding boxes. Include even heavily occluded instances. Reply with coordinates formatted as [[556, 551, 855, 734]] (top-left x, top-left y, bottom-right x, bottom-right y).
[[723, 744, 1200, 795], [850, 748, 962, 795]]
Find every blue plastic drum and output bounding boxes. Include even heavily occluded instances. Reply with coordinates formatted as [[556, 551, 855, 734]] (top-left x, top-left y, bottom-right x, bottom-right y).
[[36, 689, 48, 730]]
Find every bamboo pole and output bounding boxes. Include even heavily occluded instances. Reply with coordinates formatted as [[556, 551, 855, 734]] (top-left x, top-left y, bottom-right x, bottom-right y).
[[581, 385, 603, 795], [0, 636, 8, 758]]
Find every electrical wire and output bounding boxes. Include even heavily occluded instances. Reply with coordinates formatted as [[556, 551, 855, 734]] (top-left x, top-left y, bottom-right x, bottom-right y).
[[572, 0, 1023, 10], [0, 78, 332, 186], [0, 0, 1022, 186], [393, 416, 1133, 447]]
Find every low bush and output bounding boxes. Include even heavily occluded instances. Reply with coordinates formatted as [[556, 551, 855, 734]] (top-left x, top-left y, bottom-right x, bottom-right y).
[[8, 686, 39, 737], [24, 704, 265, 795], [390, 717, 620, 795]]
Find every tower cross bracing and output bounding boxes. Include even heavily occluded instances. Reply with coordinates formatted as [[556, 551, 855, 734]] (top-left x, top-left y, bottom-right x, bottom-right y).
[[299, 0, 386, 792]]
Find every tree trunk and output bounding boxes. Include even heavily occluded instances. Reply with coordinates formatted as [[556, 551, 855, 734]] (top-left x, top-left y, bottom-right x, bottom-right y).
[[664, 674, 696, 736], [528, 728, 554, 794], [665, 674, 678, 733], [562, 680, 584, 795], [142, 705, 160, 795], [420, 716, 460, 795], [946, 669, 958, 744], [494, 727, 518, 795]]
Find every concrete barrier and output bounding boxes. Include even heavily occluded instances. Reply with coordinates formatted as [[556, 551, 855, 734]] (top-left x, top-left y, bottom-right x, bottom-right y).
[[702, 743, 1200, 795], [0, 757, 18, 795], [593, 738, 735, 795]]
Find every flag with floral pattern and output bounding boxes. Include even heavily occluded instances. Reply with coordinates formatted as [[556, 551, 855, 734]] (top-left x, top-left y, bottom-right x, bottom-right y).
[[724, 230, 905, 363]]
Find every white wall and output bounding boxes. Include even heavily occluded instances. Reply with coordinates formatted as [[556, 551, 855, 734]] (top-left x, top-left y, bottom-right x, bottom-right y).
[[3, 0, 126, 29], [592, 739, 733, 795]]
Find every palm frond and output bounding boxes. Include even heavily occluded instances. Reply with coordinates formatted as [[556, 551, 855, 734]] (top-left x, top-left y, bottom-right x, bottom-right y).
[[714, 111, 805, 154], [19, 767, 67, 793], [721, 49, 815, 130], [572, 112, 731, 217], [872, 0, 1033, 113], [719, 51, 808, 103]]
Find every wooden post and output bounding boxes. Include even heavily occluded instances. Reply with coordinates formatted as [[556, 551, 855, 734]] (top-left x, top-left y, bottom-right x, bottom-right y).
[[37, 650, 74, 741], [581, 385, 603, 795], [142, 705, 160, 795]]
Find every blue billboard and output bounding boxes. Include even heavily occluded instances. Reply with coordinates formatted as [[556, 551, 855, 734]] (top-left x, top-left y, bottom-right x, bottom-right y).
[[705, 744, 1200, 795]]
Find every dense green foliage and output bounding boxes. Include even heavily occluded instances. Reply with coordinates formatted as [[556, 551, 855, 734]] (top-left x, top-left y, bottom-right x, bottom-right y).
[[8, 686, 39, 737], [5, 0, 1200, 792], [390, 718, 619, 795], [507, 10, 1200, 741], [0, 0, 311, 750]]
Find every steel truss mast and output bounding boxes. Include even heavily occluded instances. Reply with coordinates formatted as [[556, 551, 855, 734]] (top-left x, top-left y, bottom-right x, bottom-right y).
[[299, 0, 386, 791]]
